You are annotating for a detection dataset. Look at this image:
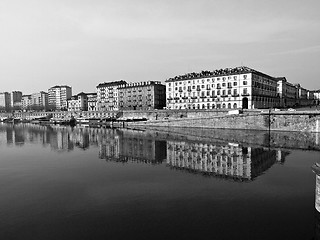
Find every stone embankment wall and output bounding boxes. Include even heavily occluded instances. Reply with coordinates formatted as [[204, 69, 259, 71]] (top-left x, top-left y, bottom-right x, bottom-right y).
[[128, 111, 320, 133]]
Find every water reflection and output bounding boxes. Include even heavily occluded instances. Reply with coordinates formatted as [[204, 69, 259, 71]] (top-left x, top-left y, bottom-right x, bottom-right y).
[[0, 123, 291, 181], [167, 140, 289, 181]]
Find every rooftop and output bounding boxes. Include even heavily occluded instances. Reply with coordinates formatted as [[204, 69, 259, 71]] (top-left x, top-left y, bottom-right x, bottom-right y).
[[165, 66, 275, 82]]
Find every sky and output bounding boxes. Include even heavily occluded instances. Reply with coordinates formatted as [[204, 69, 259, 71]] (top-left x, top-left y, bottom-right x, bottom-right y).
[[1, 0, 320, 95]]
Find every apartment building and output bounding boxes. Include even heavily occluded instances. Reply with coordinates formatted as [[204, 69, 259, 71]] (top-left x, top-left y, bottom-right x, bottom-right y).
[[48, 85, 72, 110], [87, 93, 98, 111], [31, 91, 48, 110], [165, 66, 279, 110], [10, 91, 22, 109], [21, 95, 32, 110], [0, 92, 11, 111], [96, 80, 126, 111], [118, 81, 166, 110], [276, 77, 298, 107], [67, 92, 88, 112]]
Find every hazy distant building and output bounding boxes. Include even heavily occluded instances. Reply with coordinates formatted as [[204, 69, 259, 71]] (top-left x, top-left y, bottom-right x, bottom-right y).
[[21, 95, 32, 110], [31, 91, 48, 110], [48, 85, 72, 110], [10, 91, 22, 109], [118, 81, 166, 110], [0, 92, 11, 112], [96, 80, 126, 111]]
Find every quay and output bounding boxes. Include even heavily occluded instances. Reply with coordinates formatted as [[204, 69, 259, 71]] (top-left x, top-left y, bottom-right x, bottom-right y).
[[1, 109, 320, 133]]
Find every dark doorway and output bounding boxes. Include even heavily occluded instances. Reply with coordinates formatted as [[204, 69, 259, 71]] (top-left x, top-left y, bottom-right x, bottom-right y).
[[242, 97, 248, 109]]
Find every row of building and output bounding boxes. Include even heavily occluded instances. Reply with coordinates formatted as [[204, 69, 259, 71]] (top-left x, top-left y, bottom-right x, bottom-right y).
[[165, 66, 319, 110], [1, 66, 319, 112]]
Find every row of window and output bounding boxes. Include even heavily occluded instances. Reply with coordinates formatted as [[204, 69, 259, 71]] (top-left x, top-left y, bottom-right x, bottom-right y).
[[168, 75, 248, 86]]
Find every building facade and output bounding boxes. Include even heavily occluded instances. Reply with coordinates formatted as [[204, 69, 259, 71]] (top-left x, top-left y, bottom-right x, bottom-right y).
[[67, 92, 88, 112], [0, 92, 11, 112], [118, 81, 166, 110], [21, 95, 32, 110], [96, 80, 126, 111], [10, 91, 22, 109], [31, 91, 48, 110], [165, 66, 279, 110], [87, 93, 98, 111], [277, 77, 298, 107], [48, 85, 72, 110]]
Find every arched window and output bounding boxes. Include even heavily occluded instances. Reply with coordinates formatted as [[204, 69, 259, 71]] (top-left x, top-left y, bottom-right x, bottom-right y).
[[222, 103, 226, 108], [228, 103, 231, 109], [233, 103, 237, 109]]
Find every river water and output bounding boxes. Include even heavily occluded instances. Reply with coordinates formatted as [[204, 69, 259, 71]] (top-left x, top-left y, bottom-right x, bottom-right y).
[[0, 123, 320, 240]]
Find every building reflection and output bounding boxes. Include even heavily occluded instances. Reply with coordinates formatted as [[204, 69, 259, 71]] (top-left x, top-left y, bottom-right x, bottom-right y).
[[167, 140, 289, 181], [0, 123, 292, 181], [313, 165, 320, 240]]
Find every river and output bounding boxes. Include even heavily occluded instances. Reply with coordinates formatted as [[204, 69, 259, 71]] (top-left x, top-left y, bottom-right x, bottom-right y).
[[0, 123, 319, 240]]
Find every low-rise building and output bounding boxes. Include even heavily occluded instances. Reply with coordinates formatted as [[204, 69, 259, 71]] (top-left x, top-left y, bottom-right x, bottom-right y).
[[118, 81, 166, 110], [67, 92, 88, 112]]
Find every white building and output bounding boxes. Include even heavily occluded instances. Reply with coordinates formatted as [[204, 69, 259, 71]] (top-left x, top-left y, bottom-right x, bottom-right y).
[[165, 66, 279, 110], [48, 85, 72, 110], [87, 93, 98, 111]]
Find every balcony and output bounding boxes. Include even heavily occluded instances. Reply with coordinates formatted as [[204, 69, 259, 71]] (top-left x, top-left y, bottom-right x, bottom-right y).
[[196, 88, 201, 91], [221, 95, 228, 98], [211, 95, 217, 98], [242, 93, 250, 96], [191, 96, 197, 99], [232, 94, 240, 97], [182, 97, 189, 100]]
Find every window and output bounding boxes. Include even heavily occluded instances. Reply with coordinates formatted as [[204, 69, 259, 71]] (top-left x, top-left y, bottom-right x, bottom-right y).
[[243, 88, 248, 94], [243, 81, 247, 85]]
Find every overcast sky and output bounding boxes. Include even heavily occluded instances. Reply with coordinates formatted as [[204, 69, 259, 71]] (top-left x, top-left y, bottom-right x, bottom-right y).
[[1, 0, 319, 94]]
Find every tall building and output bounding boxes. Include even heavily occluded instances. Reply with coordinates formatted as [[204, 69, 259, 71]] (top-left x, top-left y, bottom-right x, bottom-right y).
[[10, 91, 22, 109], [96, 80, 126, 111], [31, 91, 48, 110], [48, 85, 72, 110], [165, 66, 279, 110], [0, 92, 11, 112], [118, 81, 166, 110]]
